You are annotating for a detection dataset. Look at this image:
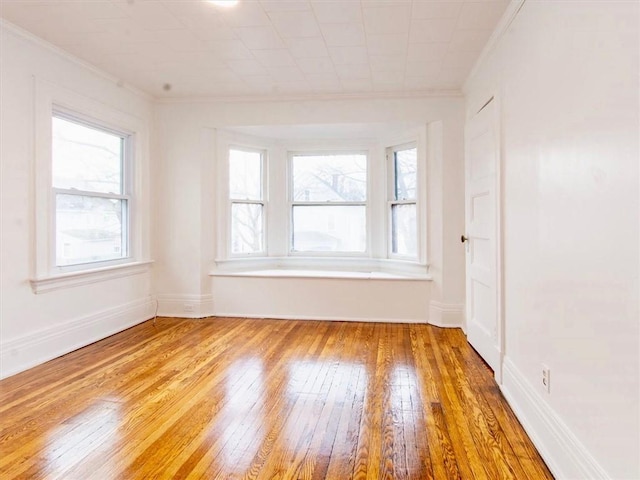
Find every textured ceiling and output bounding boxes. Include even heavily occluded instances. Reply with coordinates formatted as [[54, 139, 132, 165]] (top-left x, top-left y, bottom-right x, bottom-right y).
[[0, 0, 509, 99]]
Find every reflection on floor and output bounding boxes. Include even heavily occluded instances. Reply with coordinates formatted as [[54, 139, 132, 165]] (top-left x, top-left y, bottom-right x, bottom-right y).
[[0, 317, 553, 479]]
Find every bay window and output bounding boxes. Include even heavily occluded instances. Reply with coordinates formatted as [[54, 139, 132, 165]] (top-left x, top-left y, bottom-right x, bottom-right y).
[[217, 127, 426, 276]]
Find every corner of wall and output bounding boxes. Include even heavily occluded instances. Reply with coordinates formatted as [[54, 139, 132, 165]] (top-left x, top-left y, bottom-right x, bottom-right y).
[[156, 294, 214, 319], [428, 301, 464, 328]]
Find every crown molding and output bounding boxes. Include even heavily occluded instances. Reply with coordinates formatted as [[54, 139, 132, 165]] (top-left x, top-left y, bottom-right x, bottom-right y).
[[0, 19, 154, 102], [154, 88, 463, 105], [463, 0, 527, 93]]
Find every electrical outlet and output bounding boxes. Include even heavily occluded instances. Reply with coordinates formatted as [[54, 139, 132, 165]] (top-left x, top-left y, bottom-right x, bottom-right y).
[[541, 365, 551, 393], [184, 303, 195, 313]]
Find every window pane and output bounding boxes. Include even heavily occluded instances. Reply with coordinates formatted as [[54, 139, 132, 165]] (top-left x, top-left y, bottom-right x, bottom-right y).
[[292, 205, 366, 252], [52, 116, 123, 194], [392, 204, 417, 257], [56, 194, 126, 266], [394, 148, 417, 201], [229, 149, 262, 200], [231, 203, 263, 254], [292, 153, 367, 202]]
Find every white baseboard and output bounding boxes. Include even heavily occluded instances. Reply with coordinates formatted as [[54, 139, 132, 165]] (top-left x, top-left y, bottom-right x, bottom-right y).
[[0, 297, 155, 380], [501, 357, 611, 480], [212, 312, 428, 324], [157, 294, 214, 319], [428, 301, 464, 328]]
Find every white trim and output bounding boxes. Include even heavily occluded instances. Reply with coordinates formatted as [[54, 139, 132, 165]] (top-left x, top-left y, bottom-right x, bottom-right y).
[[428, 301, 465, 328], [156, 294, 215, 319], [464, 0, 527, 93], [209, 313, 428, 324], [29, 260, 153, 294], [213, 256, 429, 277], [0, 297, 155, 380], [156, 89, 463, 105], [211, 269, 430, 281], [0, 19, 152, 101], [501, 358, 611, 480]]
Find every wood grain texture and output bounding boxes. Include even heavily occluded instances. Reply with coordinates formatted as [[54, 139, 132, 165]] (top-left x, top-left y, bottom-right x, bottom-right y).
[[0, 318, 554, 479]]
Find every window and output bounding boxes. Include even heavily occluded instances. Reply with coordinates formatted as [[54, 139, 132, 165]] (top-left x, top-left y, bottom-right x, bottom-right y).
[[229, 148, 265, 255], [290, 153, 367, 253], [52, 113, 131, 267], [215, 127, 427, 277], [389, 144, 418, 258]]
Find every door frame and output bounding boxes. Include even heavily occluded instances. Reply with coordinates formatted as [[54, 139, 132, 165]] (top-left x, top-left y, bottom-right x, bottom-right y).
[[465, 92, 505, 384]]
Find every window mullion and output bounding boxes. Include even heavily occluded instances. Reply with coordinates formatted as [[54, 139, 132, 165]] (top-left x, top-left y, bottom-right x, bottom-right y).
[[291, 201, 366, 207], [53, 188, 129, 201], [388, 199, 416, 206], [230, 199, 264, 205]]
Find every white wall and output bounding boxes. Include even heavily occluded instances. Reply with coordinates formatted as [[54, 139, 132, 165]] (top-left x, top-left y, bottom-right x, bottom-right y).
[[465, 2, 639, 478], [0, 23, 155, 378], [153, 96, 466, 324], [212, 276, 429, 323]]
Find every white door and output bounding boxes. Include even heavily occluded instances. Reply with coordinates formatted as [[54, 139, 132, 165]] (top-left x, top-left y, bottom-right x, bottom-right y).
[[464, 97, 501, 378]]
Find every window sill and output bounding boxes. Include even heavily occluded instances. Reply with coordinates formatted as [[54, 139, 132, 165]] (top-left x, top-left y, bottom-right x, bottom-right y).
[[211, 269, 431, 281], [30, 260, 153, 294], [211, 257, 430, 281]]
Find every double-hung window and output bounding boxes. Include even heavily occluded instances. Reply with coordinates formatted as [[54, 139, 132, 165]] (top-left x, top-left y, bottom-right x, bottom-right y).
[[229, 148, 265, 255], [290, 152, 367, 253], [52, 112, 131, 268], [218, 131, 427, 275], [389, 144, 418, 259]]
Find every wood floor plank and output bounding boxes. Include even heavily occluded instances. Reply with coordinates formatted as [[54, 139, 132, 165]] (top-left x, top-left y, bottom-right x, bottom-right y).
[[0, 318, 554, 480], [425, 327, 492, 480]]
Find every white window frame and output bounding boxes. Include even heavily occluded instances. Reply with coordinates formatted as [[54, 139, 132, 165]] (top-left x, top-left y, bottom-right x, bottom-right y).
[[212, 127, 429, 278], [288, 150, 369, 257], [228, 145, 268, 257], [31, 78, 151, 293], [387, 142, 419, 261], [51, 108, 134, 271]]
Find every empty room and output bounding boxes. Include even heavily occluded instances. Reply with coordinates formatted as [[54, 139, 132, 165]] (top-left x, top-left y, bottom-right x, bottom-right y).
[[0, 0, 638, 479]]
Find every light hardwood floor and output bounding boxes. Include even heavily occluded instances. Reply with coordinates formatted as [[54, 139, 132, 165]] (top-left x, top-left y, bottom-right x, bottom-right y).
[[0, 318, 553, 479]]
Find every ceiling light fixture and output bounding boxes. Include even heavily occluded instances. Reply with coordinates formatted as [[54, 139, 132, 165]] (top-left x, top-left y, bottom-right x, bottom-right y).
[[207, 0, 239, 7]]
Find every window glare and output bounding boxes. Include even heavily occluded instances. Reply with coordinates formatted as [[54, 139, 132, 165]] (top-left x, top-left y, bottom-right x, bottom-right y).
[[394, 148, 417, 201], [55, 194, 126, 266], [293, 205, 366, 253], [230, 149, 262, 200], [231, 203, 264, 254], [52, 116, 123, 194], [292, 154, 367, 202], [392, 203, 417, 257]]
